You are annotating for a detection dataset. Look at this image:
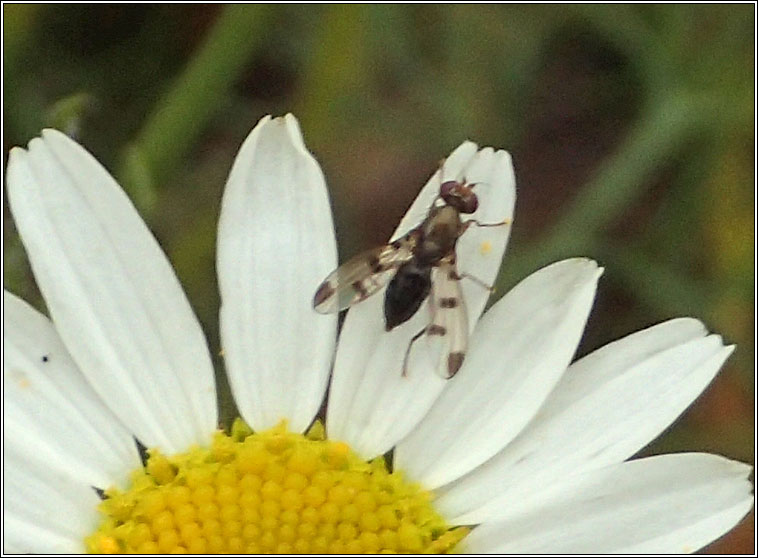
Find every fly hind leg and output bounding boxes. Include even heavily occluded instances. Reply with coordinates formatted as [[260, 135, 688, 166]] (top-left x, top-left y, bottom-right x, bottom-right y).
[[401, 327, 428, 377]]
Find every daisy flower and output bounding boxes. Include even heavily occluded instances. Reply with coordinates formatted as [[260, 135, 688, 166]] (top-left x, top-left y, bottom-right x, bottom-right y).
[[3, 114, 752, 554]]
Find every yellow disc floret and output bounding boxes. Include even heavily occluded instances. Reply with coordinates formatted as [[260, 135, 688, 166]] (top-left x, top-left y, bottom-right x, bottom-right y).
[[86, 420, 468, 554]]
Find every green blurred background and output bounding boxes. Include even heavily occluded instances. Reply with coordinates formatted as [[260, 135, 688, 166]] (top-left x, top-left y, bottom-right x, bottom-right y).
[[3, 5, 754, 552]]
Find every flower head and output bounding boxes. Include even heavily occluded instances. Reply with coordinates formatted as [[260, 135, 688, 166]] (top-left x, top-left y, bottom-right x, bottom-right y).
[[4, 115, 753, 553]]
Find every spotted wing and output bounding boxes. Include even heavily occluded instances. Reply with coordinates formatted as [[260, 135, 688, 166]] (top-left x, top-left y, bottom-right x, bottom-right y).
[[425, 260, 468, 379], [313, 237, 417, 313]]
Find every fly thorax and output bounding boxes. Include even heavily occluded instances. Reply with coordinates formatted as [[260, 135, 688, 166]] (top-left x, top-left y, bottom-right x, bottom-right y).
[[419, 207, 461, 261]]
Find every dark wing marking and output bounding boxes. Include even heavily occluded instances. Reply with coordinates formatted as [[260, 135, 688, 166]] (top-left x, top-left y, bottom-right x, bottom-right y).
[[313, 236, 417, 313], [425, 260, 468, 378]]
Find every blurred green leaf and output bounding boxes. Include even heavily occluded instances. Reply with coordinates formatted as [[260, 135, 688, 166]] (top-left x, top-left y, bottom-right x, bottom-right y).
[[119, 4, 273, 212], [499, 91, 704, 289]]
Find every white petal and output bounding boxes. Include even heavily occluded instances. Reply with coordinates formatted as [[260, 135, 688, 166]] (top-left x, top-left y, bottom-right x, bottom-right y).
[[217, 114, 337, 433], [6, 131, 217, 453], [4, 450, 101, 553], [396, 258, 602, 489], [4, 515, 85, 554], [437, 318, 734, 523], [4, 291, 141, 489], [463, 453, 754, 554], [326, 143, 516, 457]]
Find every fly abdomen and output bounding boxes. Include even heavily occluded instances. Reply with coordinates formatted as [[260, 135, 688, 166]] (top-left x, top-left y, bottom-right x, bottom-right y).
[[384, 262, 432, 331]]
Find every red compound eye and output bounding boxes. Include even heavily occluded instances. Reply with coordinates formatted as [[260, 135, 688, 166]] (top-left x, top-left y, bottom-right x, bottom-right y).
[[440, 180, 479, 214], [439, 180, 458, 198], [459, 192, 478, 214]]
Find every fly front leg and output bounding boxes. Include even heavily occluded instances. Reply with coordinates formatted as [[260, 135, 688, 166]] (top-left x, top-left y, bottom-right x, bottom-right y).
[[456, 217, 511, 293], [462, 217, 512, 230]]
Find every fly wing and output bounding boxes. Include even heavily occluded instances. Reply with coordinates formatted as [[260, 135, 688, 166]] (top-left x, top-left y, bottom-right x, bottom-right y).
[[425, 260, 469, 379], [313, 236, 417, 313]]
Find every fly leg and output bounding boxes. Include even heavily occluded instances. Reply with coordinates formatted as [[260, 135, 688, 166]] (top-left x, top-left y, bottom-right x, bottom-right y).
[[457, 217, 511, 294], [453, 270, 496, 293], [462, 217, 512, 230], [401, 327, 427, 377]]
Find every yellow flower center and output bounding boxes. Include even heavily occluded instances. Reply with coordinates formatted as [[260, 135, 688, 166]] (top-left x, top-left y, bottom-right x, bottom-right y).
[[86, 420, 468, 554]]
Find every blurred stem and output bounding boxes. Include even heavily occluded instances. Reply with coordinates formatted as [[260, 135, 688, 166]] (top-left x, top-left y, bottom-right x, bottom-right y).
[[2, 4, 42, 70], [118, 5, 270, 215], [3, 4, 44, 138], [296, 4, 370, 145], [295, 5, 373, 258], [499, 91, 708, 290]]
